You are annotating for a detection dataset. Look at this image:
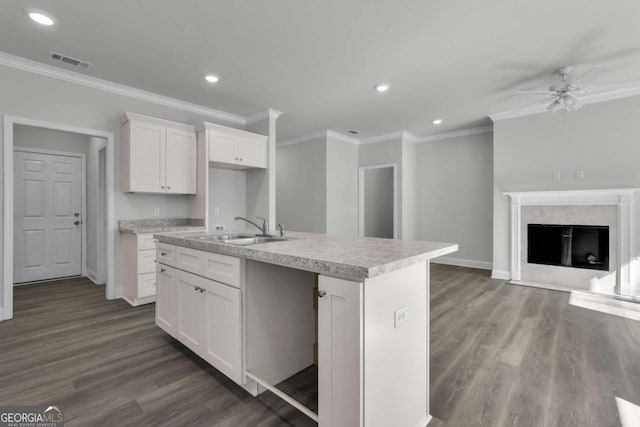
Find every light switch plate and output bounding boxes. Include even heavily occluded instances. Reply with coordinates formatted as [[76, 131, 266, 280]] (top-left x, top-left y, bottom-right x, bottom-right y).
[[552, 171, 561, 181], [153, 207, 160, 217], [576, 170, 584, 180], [394, 306, 408, 328], [214, 207, 220, 216]]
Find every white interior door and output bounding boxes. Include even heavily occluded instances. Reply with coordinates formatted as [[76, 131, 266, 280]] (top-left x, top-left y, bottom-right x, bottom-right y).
[[14, 151, 83, 283]]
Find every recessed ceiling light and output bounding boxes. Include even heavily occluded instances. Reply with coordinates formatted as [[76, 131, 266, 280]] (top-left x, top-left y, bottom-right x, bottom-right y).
[[204, 74, 220, 83], [25, 8, 56, 26], [432, 118, 444, 125], [374, 83, 390, 93]]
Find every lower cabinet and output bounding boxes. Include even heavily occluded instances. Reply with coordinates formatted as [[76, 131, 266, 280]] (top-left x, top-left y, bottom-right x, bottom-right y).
[[156, 261, 243, 385], [156, 264, 177, 334]]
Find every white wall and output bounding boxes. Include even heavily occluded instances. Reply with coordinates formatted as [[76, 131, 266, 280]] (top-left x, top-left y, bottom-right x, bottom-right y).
[[493, 96, 640, 295], [326, 137, 358, 236], [363, 167, 394, 238], [416, 132, 493, 265], [276, 138, 327, 233], [209, 168, 246, 231], [0, 65, 248, 304], [86, 137, 105, 278]]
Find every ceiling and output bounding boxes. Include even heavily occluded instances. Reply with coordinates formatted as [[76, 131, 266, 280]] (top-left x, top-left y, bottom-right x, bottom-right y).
[[2, 0, 640, 140]]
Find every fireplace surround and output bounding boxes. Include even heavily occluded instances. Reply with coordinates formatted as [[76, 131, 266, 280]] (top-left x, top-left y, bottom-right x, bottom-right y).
[[503, 189, 637, 294]]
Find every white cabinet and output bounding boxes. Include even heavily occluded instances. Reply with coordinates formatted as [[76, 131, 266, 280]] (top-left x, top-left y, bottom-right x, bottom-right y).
[[123, 113, 197, 194], [156, 264, 177, 334], [318, 276, 364, 427], [122, 232, 158, 306], [198, 122, 268, 170], [156, 245, 243, 385], [176, 270, 206, 351]]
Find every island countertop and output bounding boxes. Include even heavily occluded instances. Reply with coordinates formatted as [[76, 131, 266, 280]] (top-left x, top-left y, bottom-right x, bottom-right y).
[[154, 230, 458, 280]]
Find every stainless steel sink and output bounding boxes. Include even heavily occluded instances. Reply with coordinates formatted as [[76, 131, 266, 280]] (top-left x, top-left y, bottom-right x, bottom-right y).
[[191, 233, 256, 242], [189, 234, 291, 246]]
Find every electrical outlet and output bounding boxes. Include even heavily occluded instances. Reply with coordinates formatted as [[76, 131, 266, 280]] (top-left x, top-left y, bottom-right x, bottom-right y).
[[153, 207, 160, 217], [214, 207, 220, 216], [394, 306, 408, 328], [576, 170, 584, 180], [214, 224, 225, 231], [552, 171, 561, 181]]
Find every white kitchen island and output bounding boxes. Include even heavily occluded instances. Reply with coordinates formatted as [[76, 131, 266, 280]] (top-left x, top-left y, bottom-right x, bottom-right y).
[[153, 230, 457, 427]]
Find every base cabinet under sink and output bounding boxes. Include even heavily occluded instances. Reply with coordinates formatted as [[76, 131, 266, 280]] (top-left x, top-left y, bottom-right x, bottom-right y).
[[155, 250, 243, 385]]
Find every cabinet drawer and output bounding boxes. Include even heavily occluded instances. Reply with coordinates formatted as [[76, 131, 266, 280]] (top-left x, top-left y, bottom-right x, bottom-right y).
[[157, 243, 176, 266], [138, 272, 156, 297], [176, 246, 205, 275], [138, 233, 156, 250], [202, 252, 240, 287], [138, 249, 156, 274]]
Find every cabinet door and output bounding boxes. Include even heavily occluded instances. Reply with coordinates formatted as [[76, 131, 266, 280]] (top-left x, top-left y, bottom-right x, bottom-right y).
[[202, 280, 242, 383], [165, 127, 197, 194], [209, 133, 238, 164], [318, 276, 364, 427], [128, 121, 165, 192], [156, 264, 177, 334], [176, 271, 206, 351], [236, 137, 267, 169]]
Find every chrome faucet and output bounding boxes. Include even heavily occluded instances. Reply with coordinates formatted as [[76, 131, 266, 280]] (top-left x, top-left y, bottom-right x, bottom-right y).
[[235, 216, 269, 236], [277, 223, 285, 238]]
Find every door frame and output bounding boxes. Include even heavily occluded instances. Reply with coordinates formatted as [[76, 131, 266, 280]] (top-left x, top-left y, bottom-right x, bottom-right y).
[[2, 115, 116, 320], [358, 163, 398, 239], [96, 144, 107, 284], [13, 146, 87, 282]]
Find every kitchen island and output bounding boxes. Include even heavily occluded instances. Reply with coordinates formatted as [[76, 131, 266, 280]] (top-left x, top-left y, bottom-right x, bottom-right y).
[[153, 230, 457, 427]]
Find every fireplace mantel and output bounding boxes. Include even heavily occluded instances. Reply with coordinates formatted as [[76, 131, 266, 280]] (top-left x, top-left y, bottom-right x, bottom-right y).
[[503, 188, 638, 295]]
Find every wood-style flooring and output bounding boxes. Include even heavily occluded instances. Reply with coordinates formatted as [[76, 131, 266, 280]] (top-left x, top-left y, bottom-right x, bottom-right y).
[[0, 266, 638, 426]]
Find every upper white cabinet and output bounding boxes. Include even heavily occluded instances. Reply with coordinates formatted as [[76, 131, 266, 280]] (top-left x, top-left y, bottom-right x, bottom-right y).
[[123, 113, 197, 194], [198, 122, 268, 170]]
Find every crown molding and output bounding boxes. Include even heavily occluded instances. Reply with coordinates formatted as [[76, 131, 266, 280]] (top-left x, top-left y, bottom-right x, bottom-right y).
[[277, 130, 327, 147], [246, 108, 283, 124], [359, 131, 405, 145], [326, 129, 359, 145], [414, 125, 493, 143], [0, 51, 247, 125], [489, 88, 640, 122]]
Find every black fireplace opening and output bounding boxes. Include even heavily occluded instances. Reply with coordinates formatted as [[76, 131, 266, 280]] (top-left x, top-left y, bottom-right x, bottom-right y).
[[527, 224, 609, 271]]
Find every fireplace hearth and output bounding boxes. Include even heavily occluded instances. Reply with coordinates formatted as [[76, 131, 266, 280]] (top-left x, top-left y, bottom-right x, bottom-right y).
[[528, 224, 609, 271]]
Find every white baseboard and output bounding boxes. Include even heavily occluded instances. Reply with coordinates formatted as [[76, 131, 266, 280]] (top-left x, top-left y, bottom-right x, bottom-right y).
[[114, 287, 124, 299], [432, 257, 492, 270], [491, 269, 511, 280], [86, 269, 99, 284]]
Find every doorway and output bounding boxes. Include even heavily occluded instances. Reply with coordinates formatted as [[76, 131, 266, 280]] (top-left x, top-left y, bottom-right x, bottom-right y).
[[2, 115, 116, 321], [358, 164, 397, 239], [13, 148, 85, 283]]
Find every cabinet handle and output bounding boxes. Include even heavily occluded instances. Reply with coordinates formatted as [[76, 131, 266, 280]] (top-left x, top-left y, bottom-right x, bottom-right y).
[[167, 186, 171, 189], [317, 290, 327, 298], [161, 252, 167, 256], [161, 186, 165, 189], [160, 268, 166, 273]]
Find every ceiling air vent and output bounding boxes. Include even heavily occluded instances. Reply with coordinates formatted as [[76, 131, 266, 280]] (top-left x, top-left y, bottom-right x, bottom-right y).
[[48, 51, 92, 71]]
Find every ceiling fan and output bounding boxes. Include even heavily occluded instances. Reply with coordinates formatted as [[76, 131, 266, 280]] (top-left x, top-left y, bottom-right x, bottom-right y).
[[513, 65, 640, 114]]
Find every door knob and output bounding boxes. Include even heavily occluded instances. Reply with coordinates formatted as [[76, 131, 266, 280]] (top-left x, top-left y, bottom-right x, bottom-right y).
[[74, 220, 80, 226], [317, 290, 327, 298], [74, 212, 80, 217]]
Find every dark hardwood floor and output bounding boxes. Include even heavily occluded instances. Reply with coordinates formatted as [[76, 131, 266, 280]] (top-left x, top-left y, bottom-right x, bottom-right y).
[[0, 266, 638, 426]]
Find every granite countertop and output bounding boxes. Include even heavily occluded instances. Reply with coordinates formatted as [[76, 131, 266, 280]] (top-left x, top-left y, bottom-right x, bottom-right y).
[[154, 229, 458, 280], [119, 218, 206, 234]]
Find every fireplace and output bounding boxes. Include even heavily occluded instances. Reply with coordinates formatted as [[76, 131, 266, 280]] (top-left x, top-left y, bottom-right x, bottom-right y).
[[527, 224, 609, 271]]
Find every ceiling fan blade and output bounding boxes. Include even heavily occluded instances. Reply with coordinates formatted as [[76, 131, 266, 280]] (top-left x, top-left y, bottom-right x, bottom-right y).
[[582, 78, 640, 93], [512, 90, 555, 96], [570, 66, 608, 86], [510, 98, 556, 113]]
